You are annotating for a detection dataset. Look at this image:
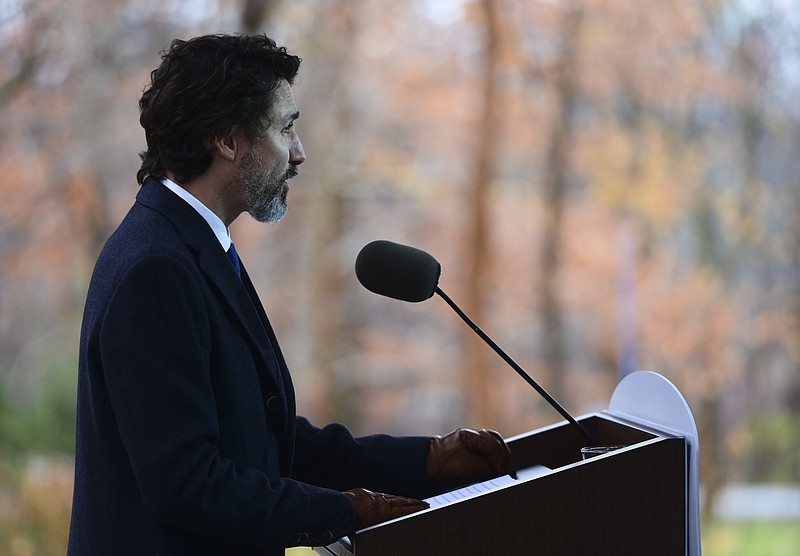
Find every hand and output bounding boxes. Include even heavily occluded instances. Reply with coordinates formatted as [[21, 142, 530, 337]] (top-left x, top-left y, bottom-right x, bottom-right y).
[[342, 488, 429, 529], [426, 428, 516, 488]]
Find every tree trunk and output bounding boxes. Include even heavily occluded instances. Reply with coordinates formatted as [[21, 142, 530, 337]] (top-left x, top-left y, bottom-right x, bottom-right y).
[[463, 0, 502, 426], [240, 0, 278, 34], [539, 3, 583, 403], [304, 2, 359, 424]]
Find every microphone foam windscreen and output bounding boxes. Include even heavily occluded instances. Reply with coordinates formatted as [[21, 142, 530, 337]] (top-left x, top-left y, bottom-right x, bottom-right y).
[[355, 240, 441, 303]]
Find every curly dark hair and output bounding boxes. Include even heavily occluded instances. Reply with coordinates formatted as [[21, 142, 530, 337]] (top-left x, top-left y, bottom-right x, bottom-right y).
[[137, 34, 301, 185]]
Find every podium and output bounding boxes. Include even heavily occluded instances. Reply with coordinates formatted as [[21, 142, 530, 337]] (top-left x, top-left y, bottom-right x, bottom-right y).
[[316, 371, 701, 555]]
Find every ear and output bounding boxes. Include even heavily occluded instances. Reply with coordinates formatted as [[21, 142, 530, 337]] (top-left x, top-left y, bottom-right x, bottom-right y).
[[211, 128, 245, 162]]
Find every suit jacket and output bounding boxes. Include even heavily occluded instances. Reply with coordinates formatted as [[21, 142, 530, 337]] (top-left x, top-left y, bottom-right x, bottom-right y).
[[68, 178, 431, 555]]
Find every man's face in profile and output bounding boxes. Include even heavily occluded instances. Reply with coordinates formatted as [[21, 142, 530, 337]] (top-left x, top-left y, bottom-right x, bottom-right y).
[[237, 79, 305, 223]]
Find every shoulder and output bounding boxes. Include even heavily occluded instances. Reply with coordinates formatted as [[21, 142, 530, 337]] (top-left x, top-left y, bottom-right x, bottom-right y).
[[85, 200, 206, 313], [98, 203, 193, 278]]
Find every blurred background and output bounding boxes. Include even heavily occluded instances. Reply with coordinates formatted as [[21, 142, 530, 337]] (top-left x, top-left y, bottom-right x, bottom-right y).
[[1, 0, 799, 554]]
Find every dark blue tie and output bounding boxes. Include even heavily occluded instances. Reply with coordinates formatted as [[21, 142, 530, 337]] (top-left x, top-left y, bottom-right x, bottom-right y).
[[227, 243, 241, 279]]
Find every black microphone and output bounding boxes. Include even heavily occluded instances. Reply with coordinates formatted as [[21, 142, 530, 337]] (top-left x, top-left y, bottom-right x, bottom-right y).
[[355, 240, 441, 302], [355, 239, 593, 446]]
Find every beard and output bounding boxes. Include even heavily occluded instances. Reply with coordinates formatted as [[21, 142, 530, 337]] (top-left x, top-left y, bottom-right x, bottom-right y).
[[238, 147, 298, 223]]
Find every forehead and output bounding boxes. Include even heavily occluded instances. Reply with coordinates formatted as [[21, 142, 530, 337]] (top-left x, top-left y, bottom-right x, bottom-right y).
[[269, 80, 298, 121]]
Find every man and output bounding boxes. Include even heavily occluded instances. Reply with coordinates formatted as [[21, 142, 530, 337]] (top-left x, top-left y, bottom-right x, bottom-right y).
[[68, 34, 514, 555]]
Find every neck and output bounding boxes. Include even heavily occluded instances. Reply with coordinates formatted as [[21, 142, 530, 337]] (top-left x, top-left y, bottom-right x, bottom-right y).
[[167, 172, 242, 227]]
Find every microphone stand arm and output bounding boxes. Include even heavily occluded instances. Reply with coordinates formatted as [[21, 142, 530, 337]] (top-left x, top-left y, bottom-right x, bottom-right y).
[[435, 287, 593, 446]]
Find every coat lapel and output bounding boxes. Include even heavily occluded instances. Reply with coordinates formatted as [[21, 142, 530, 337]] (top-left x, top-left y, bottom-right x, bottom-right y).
[[135, 179, 293, 441]]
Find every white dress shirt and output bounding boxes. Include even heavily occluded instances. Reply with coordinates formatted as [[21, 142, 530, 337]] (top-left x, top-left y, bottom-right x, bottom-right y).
[[161, 178, 232, 252]]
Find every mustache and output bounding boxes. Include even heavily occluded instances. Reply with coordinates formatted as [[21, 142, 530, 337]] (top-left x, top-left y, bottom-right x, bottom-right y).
[[284, 165, 299, 180]]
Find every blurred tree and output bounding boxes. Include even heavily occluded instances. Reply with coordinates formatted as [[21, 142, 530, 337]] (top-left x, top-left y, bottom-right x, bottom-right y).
[[538, 1, 584, 404], [240, 0, 278, 34], [462, 0, 502, 426], [302, 0, 361, 424]]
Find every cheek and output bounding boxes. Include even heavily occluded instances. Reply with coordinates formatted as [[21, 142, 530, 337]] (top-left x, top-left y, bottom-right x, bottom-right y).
[[261, 137, 290, 166]]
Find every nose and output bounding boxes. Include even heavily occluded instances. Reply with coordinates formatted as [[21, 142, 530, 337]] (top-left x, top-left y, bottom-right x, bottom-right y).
[[290, 135, 306, 166]]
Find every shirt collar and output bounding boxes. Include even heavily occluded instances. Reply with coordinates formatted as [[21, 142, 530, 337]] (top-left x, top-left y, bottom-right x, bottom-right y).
[[161, 178, 232, 252]]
